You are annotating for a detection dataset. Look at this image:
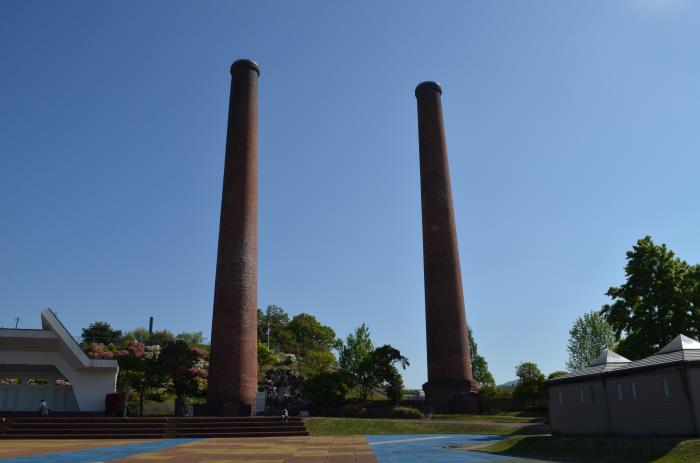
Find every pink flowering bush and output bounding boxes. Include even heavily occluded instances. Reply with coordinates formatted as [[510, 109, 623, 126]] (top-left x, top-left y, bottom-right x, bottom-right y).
[[87, 343, 115, 360], [191, 347, 206, 359], [116, 342, 146, 362], [127, 342, 145, 357], [187, 367, 208, 378]]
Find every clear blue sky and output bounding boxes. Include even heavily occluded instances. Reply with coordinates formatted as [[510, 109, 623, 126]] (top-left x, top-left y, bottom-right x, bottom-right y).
[[2, 0, 699, 387]]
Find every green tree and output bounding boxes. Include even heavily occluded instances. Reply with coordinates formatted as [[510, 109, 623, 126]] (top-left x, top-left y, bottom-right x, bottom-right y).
[[337, 324, 374, 398], [336, 324, 409, 404], [176, 331, 204, 346], [299, 350, 336, 378], [149, 330, 175, 345], [601, 236, 700, 359], [566, 311, 618, 371], [385, 366, 404, 405], [468, 327, 495, 387], [82, 322, 122, 345], [123, 327, 151, 343], [115, 343, 161, 416], [257, 305, 293, 351], [512, 362, 545, 408], [547, 371, 568, 380], [257, 342, 276, 373], [157, 340, 207, 414], [304, 371, 349, 406], [287, 313, 336, 355]]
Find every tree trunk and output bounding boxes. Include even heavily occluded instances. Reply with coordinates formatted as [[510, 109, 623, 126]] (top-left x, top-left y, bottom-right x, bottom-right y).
[[121, 386, 128, 418], [139, 384, 145, 416]]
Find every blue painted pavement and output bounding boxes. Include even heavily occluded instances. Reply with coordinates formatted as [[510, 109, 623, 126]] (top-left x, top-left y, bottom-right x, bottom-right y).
[[367, 434, 547, 463], [0, 438, 202, 463]]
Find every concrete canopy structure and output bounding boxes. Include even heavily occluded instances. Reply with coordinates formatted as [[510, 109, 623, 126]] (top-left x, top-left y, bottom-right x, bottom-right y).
[[207, 59, 260, 417], [0, 309, 118, 412], [548, 334, 700, 436], [415, 81, 479, 413]]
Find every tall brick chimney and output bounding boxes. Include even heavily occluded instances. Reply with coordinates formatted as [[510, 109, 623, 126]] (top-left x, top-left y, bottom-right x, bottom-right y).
[[207, 59, 260, 416], [415, 81, 479, 413]]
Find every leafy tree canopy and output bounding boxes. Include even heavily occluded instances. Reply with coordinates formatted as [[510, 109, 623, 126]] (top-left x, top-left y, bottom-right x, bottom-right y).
[[176, 331, 204, 346], [299, 350, 336, 378], [82, 321, 122, 345], [336, 324, 408, 404], [566, 311, 618, 371], [601, 236, 700, 359], [287, 313, 337, 355], [468, 327, 495, 387], [123, 327, 150, 343], [257, 306, 337, 357], [385, 366, 404, 405], [257, 342, 276, 373], [149, 330, 175, 345], [337, 323, 374, 382], [303, 371, 349, 407], [157, 340, 207, 409], [513, 361, 545, 407], [258, 305, 293, 351]]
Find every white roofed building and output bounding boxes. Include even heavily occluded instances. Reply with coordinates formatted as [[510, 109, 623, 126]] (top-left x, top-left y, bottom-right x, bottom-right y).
[[0, 309, 118, 413]]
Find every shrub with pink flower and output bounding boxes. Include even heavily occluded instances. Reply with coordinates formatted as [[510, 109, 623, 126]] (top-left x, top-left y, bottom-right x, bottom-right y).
[[187, 367, 208, 378], [115, 342, 146, 361], [87, 343, 115, 360], [127, 342, 145, 357]]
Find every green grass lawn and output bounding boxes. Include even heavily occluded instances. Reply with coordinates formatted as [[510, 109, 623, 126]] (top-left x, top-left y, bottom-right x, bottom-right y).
[[465, 435, 700, 463], [304, 417, 541, 436]]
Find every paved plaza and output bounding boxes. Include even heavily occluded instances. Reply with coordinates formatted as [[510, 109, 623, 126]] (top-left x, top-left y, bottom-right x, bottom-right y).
[[0, 435, 551, 463]]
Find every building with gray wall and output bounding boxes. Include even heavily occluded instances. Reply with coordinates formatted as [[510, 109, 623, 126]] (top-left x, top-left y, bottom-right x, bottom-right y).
[[547, 335, 700, 436]]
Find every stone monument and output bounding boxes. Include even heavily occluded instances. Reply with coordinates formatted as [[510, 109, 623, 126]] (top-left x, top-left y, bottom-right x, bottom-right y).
[[415, 81, 479, 413], [207, 59, 260, 416]]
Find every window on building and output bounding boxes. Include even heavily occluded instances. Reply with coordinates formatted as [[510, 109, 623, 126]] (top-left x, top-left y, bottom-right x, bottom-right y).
[[663, 378, 670, 397], [0, 378, 21, 385], [27, 378, 48, 385], [617, 383, 623, 400], [589, 385, 596, 403], [558, 390, 563, 405], [580, 388, 585, 403], [631, 382, 637, 400]]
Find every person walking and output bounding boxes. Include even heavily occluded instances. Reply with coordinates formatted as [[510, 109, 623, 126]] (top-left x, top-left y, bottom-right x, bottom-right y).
[[39, 399, 49, 417]]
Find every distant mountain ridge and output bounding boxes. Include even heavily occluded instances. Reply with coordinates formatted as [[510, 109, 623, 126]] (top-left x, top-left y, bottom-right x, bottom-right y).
[[498, 379, 518, 389]]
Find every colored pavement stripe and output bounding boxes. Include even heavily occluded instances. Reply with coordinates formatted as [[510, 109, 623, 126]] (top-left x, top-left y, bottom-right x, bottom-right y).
[[367, 434, 550, 463], [0, 438, 202, 463], [0, 440, 155, 459]]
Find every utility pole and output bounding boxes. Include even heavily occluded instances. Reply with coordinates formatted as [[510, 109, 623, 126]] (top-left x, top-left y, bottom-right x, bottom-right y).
[[14, 317, 20, 329]]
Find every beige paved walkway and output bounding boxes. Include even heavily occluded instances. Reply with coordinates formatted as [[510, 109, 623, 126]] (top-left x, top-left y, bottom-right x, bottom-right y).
[[111, 437, 378, 463]]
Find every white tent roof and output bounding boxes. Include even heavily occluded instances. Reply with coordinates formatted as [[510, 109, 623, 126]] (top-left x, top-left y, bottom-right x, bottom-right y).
[[657, 334, 700, 354], [588, 349, 631, 367]]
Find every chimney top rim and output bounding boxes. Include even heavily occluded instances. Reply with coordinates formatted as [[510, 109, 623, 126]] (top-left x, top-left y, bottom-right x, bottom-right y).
[[231, 59, 261, 77], [415, 81, 442, 97]]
